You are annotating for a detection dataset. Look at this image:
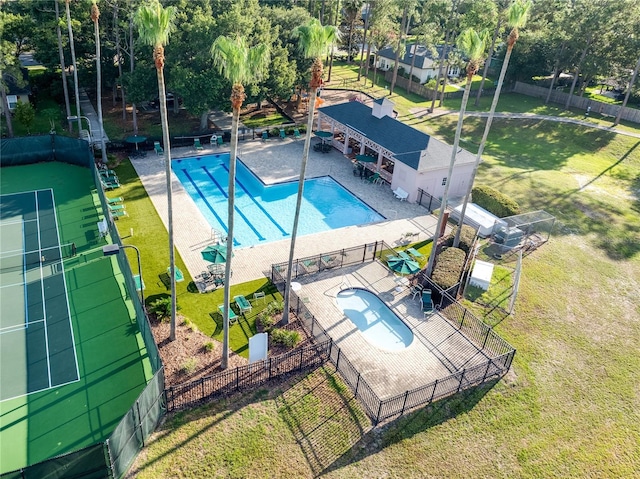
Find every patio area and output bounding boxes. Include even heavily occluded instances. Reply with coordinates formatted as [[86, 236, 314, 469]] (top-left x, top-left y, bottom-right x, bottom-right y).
[[131, 137, 440, 286], [287, 260, 492, 399]]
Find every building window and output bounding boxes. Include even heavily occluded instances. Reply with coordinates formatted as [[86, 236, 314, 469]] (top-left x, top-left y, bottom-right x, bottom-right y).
[[442, 177, 447, 186], [8, 95, 18, 111]]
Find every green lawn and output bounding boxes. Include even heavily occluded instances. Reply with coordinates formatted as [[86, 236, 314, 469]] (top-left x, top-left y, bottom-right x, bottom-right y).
[[108, 159, 283, 357], [127, 86, 640, 477]]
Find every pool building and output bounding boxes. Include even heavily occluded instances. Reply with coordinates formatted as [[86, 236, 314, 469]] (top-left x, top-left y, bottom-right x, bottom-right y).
[[317, 98, 478, 203]]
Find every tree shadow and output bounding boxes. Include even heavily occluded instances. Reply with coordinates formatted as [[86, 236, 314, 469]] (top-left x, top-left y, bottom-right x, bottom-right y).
[[318, 378, 500, 477]]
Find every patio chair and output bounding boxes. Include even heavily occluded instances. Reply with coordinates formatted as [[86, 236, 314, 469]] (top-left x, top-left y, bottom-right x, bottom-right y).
[[217, 135, 223, 146], [406, 247, 423, 259], [218, 304, 238, 324], [168, 266, 184, 282], [321, 255, 338, 269], [154, 141, 164, 155], [293, 128, 301, 139], [409, 283, 423, 300], [392, 187, 409, 201], [101, 178, 121, 190], [234, 295, 252, 314], [366, 172, 381, 184], [252, 291, 266, 304], [421, 290, 434, 317], [108, 203, 125, 212], [111, 209, 128, 220], [100, 169, 118, 181], [279, 129, 286, 140], [261, 131, 269, 141], [107, 196, 123, 205], [194, 138, 203, 151]]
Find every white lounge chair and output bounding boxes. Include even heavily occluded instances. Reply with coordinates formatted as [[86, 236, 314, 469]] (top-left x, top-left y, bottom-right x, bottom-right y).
[[393, 187, 409, 201]]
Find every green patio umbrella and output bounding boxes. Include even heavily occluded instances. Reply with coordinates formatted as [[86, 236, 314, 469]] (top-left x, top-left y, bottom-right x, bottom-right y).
[[201, 244, 228, 264], [388, 257, 421, 275]]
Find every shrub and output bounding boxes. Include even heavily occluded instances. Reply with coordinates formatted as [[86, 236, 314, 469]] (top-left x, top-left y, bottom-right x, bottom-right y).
[[180, 358, 198, 374], [203, 342, 215, 352], [257, 312, 276, 332], [432, 247, 466, 290], [271, 329, 300, 349], [443, 225, 476, 254], [265, 300, 284, 316], [149, 297, 181, 321], [472, 185, 520, 218]]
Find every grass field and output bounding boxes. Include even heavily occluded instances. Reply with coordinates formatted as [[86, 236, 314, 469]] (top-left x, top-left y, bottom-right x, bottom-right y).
[[126, 75, 640, 476]]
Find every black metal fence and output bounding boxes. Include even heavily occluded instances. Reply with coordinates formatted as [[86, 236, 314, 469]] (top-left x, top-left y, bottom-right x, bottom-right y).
[[165, 341, 332, 412], [417, 188, 442, 212], [286, 281, 515, 426]]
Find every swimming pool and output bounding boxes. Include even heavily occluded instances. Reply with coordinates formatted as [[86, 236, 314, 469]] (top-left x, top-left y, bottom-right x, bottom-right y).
[[173, 154, 384, 248], [335, 288, 413, 351]]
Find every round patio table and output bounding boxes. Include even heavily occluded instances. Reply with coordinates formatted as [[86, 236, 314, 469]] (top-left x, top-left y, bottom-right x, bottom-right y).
[[125, 135, 147, 151]]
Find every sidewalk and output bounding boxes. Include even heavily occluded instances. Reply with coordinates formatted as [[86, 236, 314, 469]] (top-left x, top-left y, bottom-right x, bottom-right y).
[[79, 88, 110, 146]]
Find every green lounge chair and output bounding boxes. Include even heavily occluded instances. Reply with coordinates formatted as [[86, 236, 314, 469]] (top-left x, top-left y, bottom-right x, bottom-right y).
[[321, 255, 338, 269], [421, 290, 434, 317], [168, 267, 184, 282], [407, 247, 423, 258], [154, 141, 164, 155], [279, 129, 286, 140], [111, 209, 128, 220], [366, 172, 381, 184], [234, 295, 252, 314], [261, 131, 269, 141], [101, 178, 121, 190], [194, 138, 203, 151], [107, 196, 123, 204], [108, 203, 125, 212], [293, 128, 301, 139], [218, 304, 238, 323], [133, 274, 145, 292], [217, 135, 223, 146]]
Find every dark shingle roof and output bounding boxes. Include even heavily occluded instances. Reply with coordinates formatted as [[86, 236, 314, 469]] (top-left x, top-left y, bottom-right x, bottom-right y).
[[319, 101, 429, 169], [319, 100, 477, 171], [377, 44, 451, 69]]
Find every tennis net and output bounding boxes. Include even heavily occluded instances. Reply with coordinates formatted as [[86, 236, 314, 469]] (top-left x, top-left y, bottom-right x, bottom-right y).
[[0, 243, 76, 274]]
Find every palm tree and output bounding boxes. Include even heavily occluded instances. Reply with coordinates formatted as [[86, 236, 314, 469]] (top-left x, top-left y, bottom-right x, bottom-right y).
[[91, 1, 107, 165], [65, 0, 82, 135], [211, 36, 270, 369], [425, 28, 488, 277], [282, 19, 339, 324], [135, 0, 178, 339], [54, 0, 72, 132], [454, 0, 531, 248]]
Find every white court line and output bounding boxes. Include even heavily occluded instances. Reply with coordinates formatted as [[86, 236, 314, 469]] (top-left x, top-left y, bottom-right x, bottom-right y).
[[0, 318, 45, 335]]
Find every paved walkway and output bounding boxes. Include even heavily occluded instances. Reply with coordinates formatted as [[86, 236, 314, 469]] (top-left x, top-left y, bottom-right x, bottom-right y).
[[131, 139, 438, 287], [78, 88, 110, 146], [409, 107, 640, 140]]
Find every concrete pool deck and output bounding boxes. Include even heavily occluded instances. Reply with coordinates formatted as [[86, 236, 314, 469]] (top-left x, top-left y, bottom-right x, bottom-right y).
[[290, 260, 492, 399], [131, 137, 439, 286]]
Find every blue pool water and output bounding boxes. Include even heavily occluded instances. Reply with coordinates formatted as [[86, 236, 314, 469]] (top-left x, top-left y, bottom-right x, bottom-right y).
[[173, 154, 384, 248], [335, 288, 413, 351]]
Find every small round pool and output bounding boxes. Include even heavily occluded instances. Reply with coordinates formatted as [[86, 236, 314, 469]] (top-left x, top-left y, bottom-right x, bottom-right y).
[[336, 288, 413, 352]]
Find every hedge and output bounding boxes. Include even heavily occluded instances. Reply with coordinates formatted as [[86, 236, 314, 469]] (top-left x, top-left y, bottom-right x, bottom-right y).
[[443, 225, 476, 254], [431, 247, 466, 290], [472, 185, 520, 218]]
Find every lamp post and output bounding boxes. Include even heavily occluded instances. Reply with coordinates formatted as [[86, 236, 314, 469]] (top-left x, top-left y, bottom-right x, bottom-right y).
[[103, 244, 145, 311], [67, 115, 93, 143]]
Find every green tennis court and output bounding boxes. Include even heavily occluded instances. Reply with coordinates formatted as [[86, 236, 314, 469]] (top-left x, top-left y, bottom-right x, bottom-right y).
[[0, 162, 153, 474], [0, 190, 79, 402]]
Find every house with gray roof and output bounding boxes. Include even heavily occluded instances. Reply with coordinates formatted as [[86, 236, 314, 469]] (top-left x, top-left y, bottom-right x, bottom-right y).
[[376, 44, 461, 83], [317, 98, 476, 203]]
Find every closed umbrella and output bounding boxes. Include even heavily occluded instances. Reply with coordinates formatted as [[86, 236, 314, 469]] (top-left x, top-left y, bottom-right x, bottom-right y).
[[388, 257, 421, 275]]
